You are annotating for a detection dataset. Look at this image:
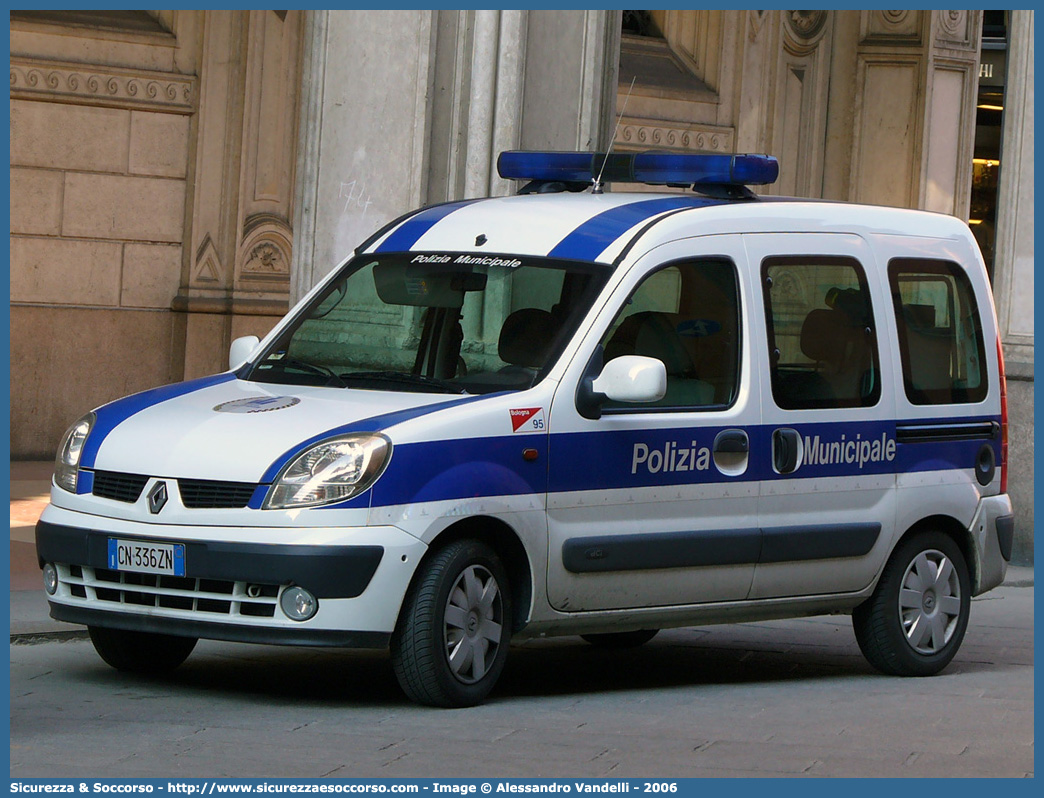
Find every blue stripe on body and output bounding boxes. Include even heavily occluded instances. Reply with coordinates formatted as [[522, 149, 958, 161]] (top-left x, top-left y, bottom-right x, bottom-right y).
[[259, 393, 503, 484], [79, 373, 237, 478], [374, 199, 483, 253], [340, 416, 998, 509], [75, 469, 95, 496], [548, 197, 721, 262], [362, 435, 547, 509]]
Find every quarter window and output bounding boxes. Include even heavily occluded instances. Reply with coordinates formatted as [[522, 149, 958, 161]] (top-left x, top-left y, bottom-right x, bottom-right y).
[[888, 258, 987, 405], [763, 256, 881, 410], [600, 259, 741, 411]]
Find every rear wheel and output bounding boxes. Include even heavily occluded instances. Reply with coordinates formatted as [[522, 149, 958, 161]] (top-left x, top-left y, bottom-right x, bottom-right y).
[[581, 629, 659, 648], [88, 626, 197, 674], [853, 531, 970, 676], [391, 539, 511, 707]]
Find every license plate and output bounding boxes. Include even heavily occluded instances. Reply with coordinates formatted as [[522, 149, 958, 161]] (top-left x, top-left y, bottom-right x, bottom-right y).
[[107, 538, 186, 577]]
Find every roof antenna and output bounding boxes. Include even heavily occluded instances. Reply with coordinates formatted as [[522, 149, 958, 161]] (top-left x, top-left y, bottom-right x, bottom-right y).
[[592, 76, 636, 195]]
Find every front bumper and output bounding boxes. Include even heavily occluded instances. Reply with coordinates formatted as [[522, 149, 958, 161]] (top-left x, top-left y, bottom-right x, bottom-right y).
[[35, 505, 428, 647]]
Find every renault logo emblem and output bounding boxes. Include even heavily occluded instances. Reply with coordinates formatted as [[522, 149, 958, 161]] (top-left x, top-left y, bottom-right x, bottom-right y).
[[148, 482, 168, 514]]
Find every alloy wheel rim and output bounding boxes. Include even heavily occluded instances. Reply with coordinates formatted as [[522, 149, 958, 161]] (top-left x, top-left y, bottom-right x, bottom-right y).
[[443, 564, 503, 684], [898, 549, 962, 655]]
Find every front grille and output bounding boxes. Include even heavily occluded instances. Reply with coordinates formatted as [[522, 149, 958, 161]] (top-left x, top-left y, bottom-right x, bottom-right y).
[[59, 564, 280, 618], [89, 470, 260, 509], [92, 471, 149, 503], [178, 478, 257, 509]]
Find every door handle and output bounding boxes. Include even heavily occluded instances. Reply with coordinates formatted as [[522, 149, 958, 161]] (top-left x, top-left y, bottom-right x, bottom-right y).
[[712, 429, 748, 477], [713, 429, 749, 454], [773, 428, 801, 474]]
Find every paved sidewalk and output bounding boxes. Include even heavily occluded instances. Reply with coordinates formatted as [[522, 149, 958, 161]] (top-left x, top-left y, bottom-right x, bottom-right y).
[[10, 460, 85, 637], [8, 459, 1034, 638]]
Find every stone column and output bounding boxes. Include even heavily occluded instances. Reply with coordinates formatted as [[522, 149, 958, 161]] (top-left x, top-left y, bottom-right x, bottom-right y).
[[290, 10, 437, 296], [291, 9, 619, 302], [991, 10, 1034, 563], [290, 9, 330, 305], [848, 10, 980, 213], [175, 9, 302, 378]]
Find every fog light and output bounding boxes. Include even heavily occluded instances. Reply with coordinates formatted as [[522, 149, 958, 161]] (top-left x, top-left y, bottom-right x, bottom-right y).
[[280, 586, 318, 621], [42, 563, 58, 596]]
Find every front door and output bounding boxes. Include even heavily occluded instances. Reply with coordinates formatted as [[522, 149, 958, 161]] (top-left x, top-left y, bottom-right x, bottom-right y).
[[545, 237, 761, 612]]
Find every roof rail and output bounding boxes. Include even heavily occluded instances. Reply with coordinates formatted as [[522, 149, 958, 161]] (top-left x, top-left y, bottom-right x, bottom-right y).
[[497, 151, 779, 198]]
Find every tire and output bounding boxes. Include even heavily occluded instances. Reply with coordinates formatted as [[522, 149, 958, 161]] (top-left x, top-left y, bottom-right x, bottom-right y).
[[853, 531, 971, 676], [581, 629, 659, 648], [390, 539, 512, 707], [88, 626, 197, 675]]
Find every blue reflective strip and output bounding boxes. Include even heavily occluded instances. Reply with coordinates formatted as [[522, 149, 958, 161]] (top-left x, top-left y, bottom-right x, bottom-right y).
[[259, 393, 503, 484], [374, 199, 484, 252], [75, 469, 95, 496], [247, 485, 269, 511], [325, 416, 998, 509], [548, 197, 721, 261], [364, 435, 546, 508], [80, 373, 237, 470]]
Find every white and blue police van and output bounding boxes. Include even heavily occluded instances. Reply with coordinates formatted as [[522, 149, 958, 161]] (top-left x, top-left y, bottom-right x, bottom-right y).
[[37, 151, 1014, 706]]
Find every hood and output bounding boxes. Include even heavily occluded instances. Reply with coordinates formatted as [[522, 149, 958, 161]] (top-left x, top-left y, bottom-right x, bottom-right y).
[[83, 374, 469, 483]]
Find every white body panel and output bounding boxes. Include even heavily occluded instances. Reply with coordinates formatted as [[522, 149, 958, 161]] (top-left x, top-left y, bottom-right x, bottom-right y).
[[37, 191, 1010, 648]]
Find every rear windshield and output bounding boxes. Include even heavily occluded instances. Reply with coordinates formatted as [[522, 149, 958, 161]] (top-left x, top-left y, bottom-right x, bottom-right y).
[[888, 258, 988, 405], [248, 253, 609, 394]]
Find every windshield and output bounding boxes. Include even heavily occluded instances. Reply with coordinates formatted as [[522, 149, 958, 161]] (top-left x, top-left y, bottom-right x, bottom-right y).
[[248, 253, 609, 394]]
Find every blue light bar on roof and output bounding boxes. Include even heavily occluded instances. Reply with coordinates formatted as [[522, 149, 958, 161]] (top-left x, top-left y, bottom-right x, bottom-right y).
[[497, 151, 779, 187]]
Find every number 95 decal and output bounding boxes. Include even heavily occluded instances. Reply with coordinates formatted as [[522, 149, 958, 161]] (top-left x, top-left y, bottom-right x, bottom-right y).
[[510, 407, 546, 433]]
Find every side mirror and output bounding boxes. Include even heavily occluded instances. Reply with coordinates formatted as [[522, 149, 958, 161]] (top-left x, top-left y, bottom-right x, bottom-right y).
[[592, 355, 667, 404], [577, 354, 667, 419], [229, 335, 260, 371]]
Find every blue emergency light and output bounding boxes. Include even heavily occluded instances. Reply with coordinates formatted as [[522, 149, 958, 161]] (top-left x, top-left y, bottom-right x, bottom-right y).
[[497, 151, 779, 189]]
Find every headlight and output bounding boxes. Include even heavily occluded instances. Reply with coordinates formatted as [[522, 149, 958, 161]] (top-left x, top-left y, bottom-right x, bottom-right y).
[[54, 412, 95, 493], [264, 434, 391, 510]]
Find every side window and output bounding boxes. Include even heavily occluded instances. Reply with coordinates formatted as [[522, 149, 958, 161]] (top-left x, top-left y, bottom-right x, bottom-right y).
[[763, 256, 881, 410], [600, 259, 740, 411], [888, 258, 987, 405]]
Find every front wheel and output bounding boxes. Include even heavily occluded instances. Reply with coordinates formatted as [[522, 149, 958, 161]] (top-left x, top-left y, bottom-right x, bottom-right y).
[[853, 531, 970, 676], [391, 539, 511, 707], [88, 626, 197, 675]]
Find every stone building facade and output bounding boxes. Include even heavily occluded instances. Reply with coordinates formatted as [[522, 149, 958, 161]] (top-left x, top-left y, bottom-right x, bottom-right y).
[[7, 10, 1033, 561], [10, 10, 301, 455]]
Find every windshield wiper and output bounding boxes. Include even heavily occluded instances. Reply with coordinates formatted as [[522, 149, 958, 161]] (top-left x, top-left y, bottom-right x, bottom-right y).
[[261, 356, 346, 387], [339, 371, 467, 394]]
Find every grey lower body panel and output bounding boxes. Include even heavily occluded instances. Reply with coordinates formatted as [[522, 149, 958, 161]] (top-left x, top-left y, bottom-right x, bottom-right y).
[[563, 523, 882, 573]]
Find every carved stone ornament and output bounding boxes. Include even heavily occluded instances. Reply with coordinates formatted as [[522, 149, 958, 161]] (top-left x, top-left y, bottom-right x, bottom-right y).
[[936, 10, 971, 47], [748, 10, 767, 43], [862, 10, 922, 45], [245, 243, 284, 274], [618, 119, 735, 154], [10, 57, 195, 114], [786, 10, 827, 41], [192, 235, 223, 286], [238, 219, 292, 286], [783, 9, 829, 55]]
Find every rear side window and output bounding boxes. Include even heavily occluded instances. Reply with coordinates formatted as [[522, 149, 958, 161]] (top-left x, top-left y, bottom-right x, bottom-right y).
[[601, 258, 741, 411], [888, 258, 987, 405], [763, 256, 881, 410]]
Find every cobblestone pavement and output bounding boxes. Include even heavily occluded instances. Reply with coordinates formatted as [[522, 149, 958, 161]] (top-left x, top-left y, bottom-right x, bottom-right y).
[[10, 584, 1033, 778]]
